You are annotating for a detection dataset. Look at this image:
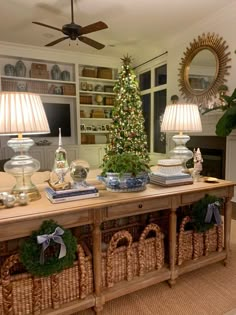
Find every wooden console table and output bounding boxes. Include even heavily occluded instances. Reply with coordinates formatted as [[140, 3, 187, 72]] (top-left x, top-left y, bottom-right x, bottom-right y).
[[0, 179, 234, 314]]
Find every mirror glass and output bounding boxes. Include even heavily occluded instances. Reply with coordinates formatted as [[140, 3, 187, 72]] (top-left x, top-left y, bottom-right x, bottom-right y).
[[178, 33, 231, 105], [188, 49, 217, 92]]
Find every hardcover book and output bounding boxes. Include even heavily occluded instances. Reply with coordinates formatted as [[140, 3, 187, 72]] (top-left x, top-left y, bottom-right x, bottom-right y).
[[45, 185, 97, 198], [45, 190, 99, 203]]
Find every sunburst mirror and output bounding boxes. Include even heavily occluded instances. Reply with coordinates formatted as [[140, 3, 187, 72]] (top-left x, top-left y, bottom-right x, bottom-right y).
[[178, 33, 231, 105]]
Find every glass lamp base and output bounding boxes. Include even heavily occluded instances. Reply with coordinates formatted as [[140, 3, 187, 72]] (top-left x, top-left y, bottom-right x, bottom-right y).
[[4, 137, 41, 202], [169, 134, 193, 169], [11, 185, 41, 201]]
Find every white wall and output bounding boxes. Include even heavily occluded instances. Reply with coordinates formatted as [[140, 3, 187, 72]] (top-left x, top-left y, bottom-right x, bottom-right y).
[[165, 2, 236, 190], [166, 2, 236, 103]]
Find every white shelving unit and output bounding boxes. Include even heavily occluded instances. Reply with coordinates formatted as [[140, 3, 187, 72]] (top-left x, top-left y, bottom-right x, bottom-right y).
[[78, 65, 117, 145], [0, 50, 119, 169]]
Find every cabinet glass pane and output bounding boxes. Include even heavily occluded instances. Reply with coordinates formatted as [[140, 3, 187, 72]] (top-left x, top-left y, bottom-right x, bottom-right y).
[[139, 71, 151, 91], [155, 65, 167, 86], [154, 90, 166, 153], [141, 94, 151, 151]]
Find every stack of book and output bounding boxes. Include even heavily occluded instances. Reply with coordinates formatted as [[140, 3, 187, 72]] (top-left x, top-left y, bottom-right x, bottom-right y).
[[149, 172, 193, 186], [45, 185, 99, 203]]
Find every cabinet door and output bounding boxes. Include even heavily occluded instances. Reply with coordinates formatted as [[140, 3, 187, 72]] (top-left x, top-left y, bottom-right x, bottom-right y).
[[64, 145, 80, 163], [80, 145, 105, 169]]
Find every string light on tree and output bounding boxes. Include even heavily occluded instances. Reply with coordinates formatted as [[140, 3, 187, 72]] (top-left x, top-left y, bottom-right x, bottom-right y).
[[102, 54, 150, 164]]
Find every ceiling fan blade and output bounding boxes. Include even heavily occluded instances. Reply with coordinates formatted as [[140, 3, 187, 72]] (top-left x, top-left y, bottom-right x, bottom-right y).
[[80, 21, 108, 35], [79, 36, 105, 50], [32, 21, 62, 32], [45, 37, 69, 47]]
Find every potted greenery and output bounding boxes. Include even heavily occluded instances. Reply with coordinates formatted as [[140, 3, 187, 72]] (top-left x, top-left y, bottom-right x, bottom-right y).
[[202, 87, 236, 136], [99, 152, 150, 192]]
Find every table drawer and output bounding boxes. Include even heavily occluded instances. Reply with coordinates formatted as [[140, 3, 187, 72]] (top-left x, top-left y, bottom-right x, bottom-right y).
[[181, 187, 229, 205], [106, 197, 171, 219], [0, 210, 91, 241]]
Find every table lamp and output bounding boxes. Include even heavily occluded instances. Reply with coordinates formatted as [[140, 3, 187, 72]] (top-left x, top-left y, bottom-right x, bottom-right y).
[[161, 103, 202, 168], [0, 92, 50, 201]]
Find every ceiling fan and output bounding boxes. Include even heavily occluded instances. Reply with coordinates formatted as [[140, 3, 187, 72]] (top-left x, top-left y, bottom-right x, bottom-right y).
[[32, 0, 108, 49]]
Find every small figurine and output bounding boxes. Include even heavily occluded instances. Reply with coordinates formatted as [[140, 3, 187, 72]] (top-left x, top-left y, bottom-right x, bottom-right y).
[[193, 148, 203, 181]]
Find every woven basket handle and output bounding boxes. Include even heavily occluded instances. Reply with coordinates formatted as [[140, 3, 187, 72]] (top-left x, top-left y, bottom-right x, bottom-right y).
[[106, 230, 133, 288], [138, 223, 164, 276], [1, 253, 42, 315], [177, 216, 192, 266], [139, 223, 162, 242], [77, 243, 90, 299]]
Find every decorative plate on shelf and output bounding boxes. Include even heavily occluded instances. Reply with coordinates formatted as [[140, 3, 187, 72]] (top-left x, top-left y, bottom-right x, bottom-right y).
[[35, 140, 52, 146]]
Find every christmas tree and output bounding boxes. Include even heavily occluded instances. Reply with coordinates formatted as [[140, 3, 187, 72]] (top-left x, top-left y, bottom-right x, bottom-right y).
[[102, 55, 150, 167]]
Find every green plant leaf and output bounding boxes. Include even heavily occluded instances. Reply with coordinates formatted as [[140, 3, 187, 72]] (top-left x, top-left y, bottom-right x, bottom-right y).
[[216, 105, 236, 136], [221, 88, 236, 106]]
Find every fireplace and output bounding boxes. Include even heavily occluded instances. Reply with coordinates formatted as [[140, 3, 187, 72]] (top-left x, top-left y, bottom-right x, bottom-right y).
[[187, 136, 226, 179]]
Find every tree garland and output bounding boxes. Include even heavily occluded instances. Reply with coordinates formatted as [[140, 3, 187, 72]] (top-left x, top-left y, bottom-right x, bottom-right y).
[[191, 194, 223, 233], [20, 220, 77, 277]]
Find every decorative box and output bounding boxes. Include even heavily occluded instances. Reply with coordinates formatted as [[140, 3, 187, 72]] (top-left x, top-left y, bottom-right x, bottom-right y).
[[31, 63, 47, 71], [80, 95, 92, 104], [81, 134, 95, 144], [82, 67, 96, 78], [97, 68, 113, 79], [30, 69, 49, 79], [62, 84, 76, 95], [104, 97, 114, 106], [104, 85, 114, 93]]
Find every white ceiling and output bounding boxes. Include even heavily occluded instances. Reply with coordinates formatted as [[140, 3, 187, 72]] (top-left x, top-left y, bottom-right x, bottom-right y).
[[0, 0, 234, 64]]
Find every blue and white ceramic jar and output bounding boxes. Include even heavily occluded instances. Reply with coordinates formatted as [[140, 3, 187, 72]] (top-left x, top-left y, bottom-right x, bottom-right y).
[[4, 64, 15, 76], [15, 60, 26, 77], [61, 70, 70, 81], [51, 65, 61, 80]]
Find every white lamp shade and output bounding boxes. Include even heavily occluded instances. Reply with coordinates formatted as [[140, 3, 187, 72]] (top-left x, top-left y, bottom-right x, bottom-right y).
[[161, 103, 202, 133], [0, 92, 50, 135]]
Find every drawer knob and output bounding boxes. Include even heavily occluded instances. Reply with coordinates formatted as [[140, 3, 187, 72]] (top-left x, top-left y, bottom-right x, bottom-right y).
[[138, 204, 143, 208]]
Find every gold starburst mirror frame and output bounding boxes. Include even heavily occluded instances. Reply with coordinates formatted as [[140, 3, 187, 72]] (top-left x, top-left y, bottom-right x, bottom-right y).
[[178, 33, 231, 105]]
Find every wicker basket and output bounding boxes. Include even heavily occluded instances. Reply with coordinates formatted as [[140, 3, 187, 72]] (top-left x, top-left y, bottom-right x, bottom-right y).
[[132, 223, 165, 277], [0, 244, 93, 315], [27, 81, 48, 94], [101, 230, 133, 288], [177, 216, 224, 266], [82, 68, 96, 78], [1, 79, 17, 91]]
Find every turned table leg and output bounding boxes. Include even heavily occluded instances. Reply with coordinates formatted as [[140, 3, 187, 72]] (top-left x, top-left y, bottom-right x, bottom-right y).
[[224, 196, 232, 266], [92, 220, 104, 314], [168, 207, 177, 287]]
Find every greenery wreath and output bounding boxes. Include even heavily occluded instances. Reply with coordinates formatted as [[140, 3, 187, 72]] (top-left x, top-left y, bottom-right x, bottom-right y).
[[20, 219, 77, 277], [191, 194, 223, 233]]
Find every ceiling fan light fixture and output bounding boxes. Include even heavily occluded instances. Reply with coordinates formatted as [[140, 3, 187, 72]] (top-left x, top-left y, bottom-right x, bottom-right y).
[[32, 0, 108, 49]]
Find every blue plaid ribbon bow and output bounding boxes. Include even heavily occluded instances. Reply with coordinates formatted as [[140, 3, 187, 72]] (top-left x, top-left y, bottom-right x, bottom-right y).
[[37, 226, 67, 264], [204, 201, 222, 225]]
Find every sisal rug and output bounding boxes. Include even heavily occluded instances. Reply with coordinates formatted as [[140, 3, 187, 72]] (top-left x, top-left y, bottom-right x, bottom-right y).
[[77, 235, 236, 314]]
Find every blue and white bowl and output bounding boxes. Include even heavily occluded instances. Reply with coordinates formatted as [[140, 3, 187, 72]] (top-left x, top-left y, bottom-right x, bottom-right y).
[[98, 172, 149, 192]]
